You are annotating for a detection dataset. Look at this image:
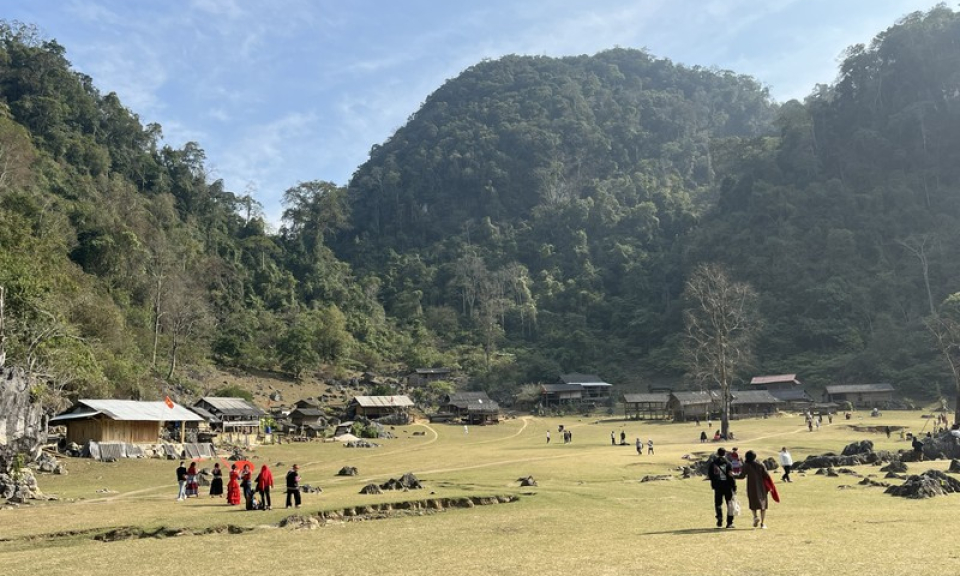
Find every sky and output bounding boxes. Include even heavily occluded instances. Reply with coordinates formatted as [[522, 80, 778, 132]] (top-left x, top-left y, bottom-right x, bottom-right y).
[[3, 0, 940, 225]]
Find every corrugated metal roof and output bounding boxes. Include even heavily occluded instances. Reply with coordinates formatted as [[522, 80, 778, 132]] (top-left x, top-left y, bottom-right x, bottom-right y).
[[730, 390, 781, 405], [189, 406, 217, 421], [824, 383, 895, 394], [352, 395, 414, 408], [560, 373, 610, 386], [670, 391, 720, 406], [197, 397, 265, 417], [541, 383, 584, 394], [51, 400, 204, 422], [750, 374, 799, 385], [769, 389, 814, 402], [415, 367, 452, 375], [444, 392, 499, 413], [623, 393, 670, 404]]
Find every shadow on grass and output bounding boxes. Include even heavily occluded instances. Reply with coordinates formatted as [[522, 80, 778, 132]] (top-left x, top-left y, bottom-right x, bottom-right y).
[[639, 528, 735, 535]]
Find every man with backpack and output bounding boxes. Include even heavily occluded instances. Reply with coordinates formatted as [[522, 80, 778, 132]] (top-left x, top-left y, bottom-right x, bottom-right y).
[[708, 447, 737, 529]]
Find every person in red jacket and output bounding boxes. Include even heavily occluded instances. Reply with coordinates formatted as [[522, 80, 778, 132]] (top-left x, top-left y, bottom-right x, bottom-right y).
[[255, 464, 274, 510]]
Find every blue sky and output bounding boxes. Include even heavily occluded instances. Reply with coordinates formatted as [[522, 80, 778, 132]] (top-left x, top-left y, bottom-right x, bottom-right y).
[[3, 0, 938, 225]]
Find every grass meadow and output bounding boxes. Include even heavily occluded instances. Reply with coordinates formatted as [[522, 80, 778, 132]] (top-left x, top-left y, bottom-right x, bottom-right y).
[[2, 411, 958, 576]]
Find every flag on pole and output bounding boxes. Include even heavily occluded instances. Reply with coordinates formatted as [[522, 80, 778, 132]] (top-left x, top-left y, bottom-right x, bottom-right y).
[[164, 395, 174, 409]]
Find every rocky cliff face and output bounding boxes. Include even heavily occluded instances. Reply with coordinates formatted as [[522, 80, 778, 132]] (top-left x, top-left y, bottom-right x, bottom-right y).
[[0, 367, 44, 473]]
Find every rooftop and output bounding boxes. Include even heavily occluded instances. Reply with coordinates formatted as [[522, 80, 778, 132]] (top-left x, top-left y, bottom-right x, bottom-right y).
[[50, 400, 204, 423]]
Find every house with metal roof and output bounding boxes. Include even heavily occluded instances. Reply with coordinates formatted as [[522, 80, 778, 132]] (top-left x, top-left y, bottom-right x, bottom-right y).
[[560, 373, 613, 403], [50, 399, 203, 445], [768, 388, 815, 409], [441, 392, 500, 424], [667, 391, 721, 421], [192, 397, 265, 436], [730, 390, 781, 416], [824, 384, 895, 408], [346, 395, 414, 420], [408, 367, 454, 386], [622, 393, 670, 420], [749, 374, 802, 391], [540, 383, 584, 406]]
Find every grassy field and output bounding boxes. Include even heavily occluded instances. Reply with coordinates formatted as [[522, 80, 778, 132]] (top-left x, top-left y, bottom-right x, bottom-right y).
[[2, 411, 958, 576]]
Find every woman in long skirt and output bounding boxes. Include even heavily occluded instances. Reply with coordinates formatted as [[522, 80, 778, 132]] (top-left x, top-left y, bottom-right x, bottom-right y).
[[226, 464, 242, 505], [735, 450, 773, 529], [209, 463, 224, 497], [185, 462, 200, 498]]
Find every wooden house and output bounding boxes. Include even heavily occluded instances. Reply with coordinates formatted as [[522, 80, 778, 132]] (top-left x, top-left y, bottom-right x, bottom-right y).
[[540, 383, 584, 406], [192, 397, 264, 437], [288, 405, 327, 438], [622, 393, 670, 420], [347, 395, 414, 420], [667, 391, 720, 421], [560, 373, 612, 403], [749, 374, 802, 391], [49, 399, 203, 445], [823, 384, 895, 408], [768, 388, 814, 410], [441, 392, 500, 424], [729, 390, 781, 417], [408, 367, 454, 387]]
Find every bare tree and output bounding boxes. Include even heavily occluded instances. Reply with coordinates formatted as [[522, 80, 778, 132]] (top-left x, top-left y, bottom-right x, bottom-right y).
[[682, 263, 762, 439], [897, 234, 937, 318], [925, 293, 960, 424], [162, 274, 211, 380], [0, 285, 5, 368]]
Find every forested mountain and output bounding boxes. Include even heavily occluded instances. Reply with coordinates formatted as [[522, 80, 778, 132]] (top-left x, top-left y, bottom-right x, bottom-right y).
[[2, 7, 959, 406]]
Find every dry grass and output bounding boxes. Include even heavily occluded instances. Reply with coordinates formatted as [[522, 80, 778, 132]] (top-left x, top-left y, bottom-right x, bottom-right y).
[[2, 411, 958, 576]]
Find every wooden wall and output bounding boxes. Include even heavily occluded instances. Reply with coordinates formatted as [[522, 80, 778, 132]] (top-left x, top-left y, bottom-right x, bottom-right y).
[[65, 418, 161, 444]]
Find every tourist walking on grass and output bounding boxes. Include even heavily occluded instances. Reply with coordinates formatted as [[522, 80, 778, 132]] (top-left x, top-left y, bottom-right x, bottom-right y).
[[546, 430, 551, 444], [175, 461, 188, 501], [700, 430, 708, 443], [729, 448, 742, 477], [209, 463, 224, 497], [256, 464, 274, 510], [226, 464, 242, 505], [240, 464, 254, 509], [736, 450, 775, 529], [779, 447, 793, 483], [611, 431, 616, 446], [185, 462, 200, 498], [708, 448, 736, 529], [636, 438, 643, 455], [647, 438, 654, 455], [285, 464, 302, 509]]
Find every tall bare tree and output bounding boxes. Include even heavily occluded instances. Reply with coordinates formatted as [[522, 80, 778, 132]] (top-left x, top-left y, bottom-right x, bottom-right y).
[[682, 263, 761, 438], [925, 293, 960, 424]]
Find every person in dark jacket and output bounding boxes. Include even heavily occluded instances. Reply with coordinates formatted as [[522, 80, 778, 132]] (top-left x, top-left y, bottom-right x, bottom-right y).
[[736, 450, 773, 529], [707, 447, 736, 529], [175, 461, 187, 501], [285, 464, 301, 508]]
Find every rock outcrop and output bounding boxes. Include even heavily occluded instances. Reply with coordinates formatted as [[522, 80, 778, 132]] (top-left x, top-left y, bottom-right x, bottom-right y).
[[0, 367, 44, 473]]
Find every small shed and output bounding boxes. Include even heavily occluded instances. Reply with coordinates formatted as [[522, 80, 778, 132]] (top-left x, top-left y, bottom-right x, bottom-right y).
[[50, 399, 203, 445], [540, 383, 583, 406], [561, 373, 612, 403], [408, 367, 454, 387], [749, 374, 802, 391], [730, 390, 781, 417], [667, 391, 720, 421], [442, 392, 500, 424], [823, 384, 895, 408], [347, 396, 414, 419], [622, 393, 670, 420]]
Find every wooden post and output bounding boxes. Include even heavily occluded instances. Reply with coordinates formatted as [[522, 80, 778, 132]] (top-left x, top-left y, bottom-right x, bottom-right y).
[[179, 421, 185, 443]]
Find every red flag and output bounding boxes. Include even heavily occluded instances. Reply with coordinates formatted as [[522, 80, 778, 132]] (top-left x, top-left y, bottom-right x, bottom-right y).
[[164, 396, 174, 409]]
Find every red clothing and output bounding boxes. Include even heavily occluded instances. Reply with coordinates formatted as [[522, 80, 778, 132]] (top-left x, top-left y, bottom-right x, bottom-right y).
[[256, 466, 274, 491], [226, 469, 242, 505]]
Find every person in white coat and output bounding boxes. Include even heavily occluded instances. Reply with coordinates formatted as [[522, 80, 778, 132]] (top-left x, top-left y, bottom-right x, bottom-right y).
[[779, 447, 794, 483]]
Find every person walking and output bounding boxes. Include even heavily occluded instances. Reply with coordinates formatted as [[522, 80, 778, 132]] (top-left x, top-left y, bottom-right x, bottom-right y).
[[647, 438, 654, 455], [636, 438, 643, 455], [209, 463, 224, 497], [175, 461, 188, 501], [611, 431, 616, 446], [285, 464, 302, 509], [736, 450, 775, 529], [255, 464, 274, 510], [546, 430, 551, 444], [700, 430, 708, 443], [779, 447, 793, 483], [707, 448, 736, 529], [729, 448, 743, 478]]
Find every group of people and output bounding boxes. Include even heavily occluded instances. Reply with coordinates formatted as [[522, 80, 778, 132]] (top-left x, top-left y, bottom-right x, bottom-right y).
[[635, 437, 654, 455], [176, 461, 302, 509], [707, 446, 780, 529]]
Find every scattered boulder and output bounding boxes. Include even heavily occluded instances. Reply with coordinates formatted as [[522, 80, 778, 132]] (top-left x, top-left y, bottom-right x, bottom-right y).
[[517, 475, 537, 487], [836, 468, 862, 477], [360, 483, 383, 495], [280, 515, 321, 530], [949, 460, 960, 474], [841, 440, 874, 456], [380, 472, 422, 491], [640, 475, 673, 482], [885, 469, 960, 499], [762, 457, 779, 471], [300, 484, 322, 494], [884, 472, 906, 480], [337, 466, 358, 476], [880, 461, 908, 474], [859, 477, 890, 488]]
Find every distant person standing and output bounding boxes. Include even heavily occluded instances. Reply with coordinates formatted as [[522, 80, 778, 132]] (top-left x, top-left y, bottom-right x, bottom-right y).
[[285, 464, 302, 509], [464, 425, 469, 435], [912, 436, 924, 462], [209, 462, 224, 498], [885, 426, 891, 439], [175, 461, 187, 501], [546, 430, 551, 444], [708, 448, 736, 529], [636, 438, 643, 455], [700, 430, 708, 443], [779, 447, 793, 483], [647, 438, 654, 455], [226, 464, 242, 505], [611, 431, 616, 446], [620, 431, 627, 445]]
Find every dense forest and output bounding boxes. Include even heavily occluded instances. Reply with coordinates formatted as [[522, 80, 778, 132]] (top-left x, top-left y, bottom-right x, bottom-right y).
[[2, 6, 960, 408]]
